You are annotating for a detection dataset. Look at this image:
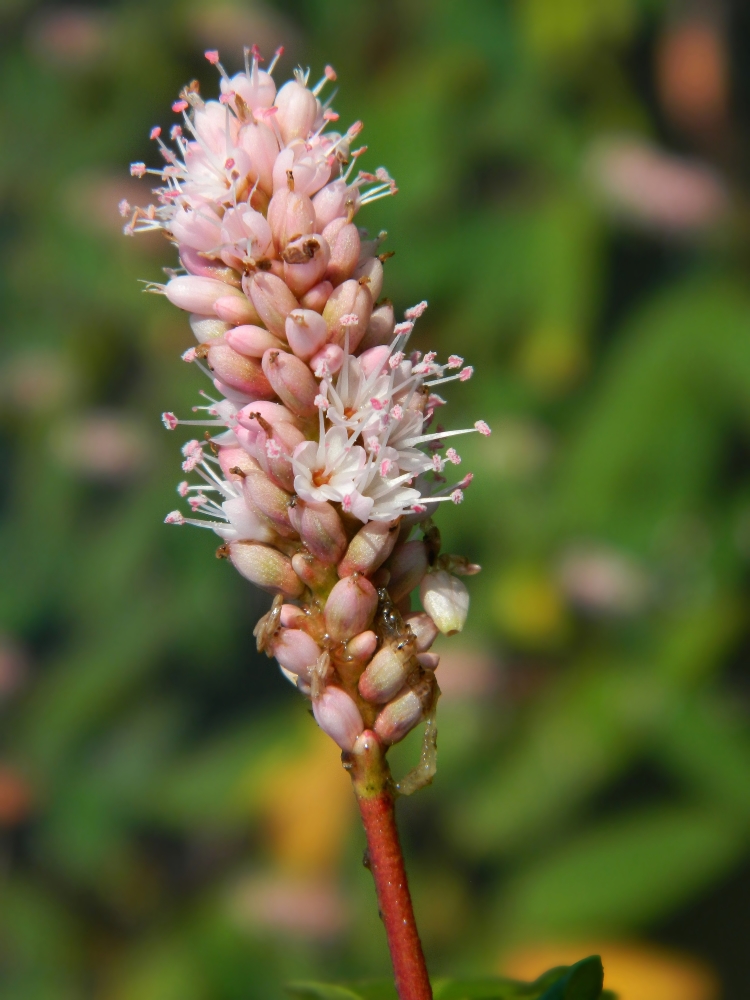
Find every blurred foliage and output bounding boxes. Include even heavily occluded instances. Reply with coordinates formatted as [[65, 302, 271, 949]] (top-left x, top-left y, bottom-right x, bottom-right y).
[[1, 0, 750, 997]]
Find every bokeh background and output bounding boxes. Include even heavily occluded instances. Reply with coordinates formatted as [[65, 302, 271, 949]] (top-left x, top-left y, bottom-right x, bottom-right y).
[[2, 0, 750, 997]]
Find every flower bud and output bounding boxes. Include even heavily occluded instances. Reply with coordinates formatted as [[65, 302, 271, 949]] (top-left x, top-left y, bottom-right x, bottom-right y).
[[247, 272, 299, 338], [165, 275, 240, 314], [322, 279, 373, 352], [310, 344, 344, 376], [324, 575, 378, 642], [218, 445, 261, 479], [171, 205, 222, 251], [242, 467, 295, 536], [288, 499, 347, 564], [268, 187, 316, 252], [229, 541, 304, 598], [207, 343, 275, 398], [300, 280, 333, 313], [282, 235, 331, 297], [225, 324, 285, 357], [262, 349, 319, 418], [285, 309, 329, 361], [256, 421, 306, 493], [403, 611, 439, 652], [190, 313, 229, 343], [180, 245, 240, 285], [219, 205, 273, 270], [291, 551, 339, 594], [419, 570, 469, 635], [417, 652, 440, 670], [238, 120, 280, 195], [236, 400, 301, 432], [274, 80, 319, 145], [344, 630, 378, 666], [353, 256, 384, 300], [213, 294, 262, 326], [339, 519, 399, 578], [272, 144, 331, 197], [280, 604, 308, 628], [359, 640, 415, 704], [358, 299, 395, 352], [313, 178, 361, 231], [270, 628, 322, 682], [387, 540, 429, 603], [358, 345, 391, 379], [312, 686, 365, 751], [374, 677, 435, 745], [323, 219, 361, 286]]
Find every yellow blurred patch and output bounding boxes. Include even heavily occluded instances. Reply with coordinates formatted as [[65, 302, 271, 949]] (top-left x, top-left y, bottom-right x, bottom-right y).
[[501, 940, 719, 1000], [493, 565, 570, 648], [517, 325, 588, 395]]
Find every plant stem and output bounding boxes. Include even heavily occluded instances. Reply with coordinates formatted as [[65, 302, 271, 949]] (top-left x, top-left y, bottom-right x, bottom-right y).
[[343, 730, 433, 1000]]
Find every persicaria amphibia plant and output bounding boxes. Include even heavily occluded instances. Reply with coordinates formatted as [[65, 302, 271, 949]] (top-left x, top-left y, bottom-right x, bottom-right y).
[[126, 46, 490, 1000]]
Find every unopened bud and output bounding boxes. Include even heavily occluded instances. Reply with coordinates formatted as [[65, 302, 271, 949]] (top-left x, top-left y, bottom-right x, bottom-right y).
[[288, 499, 347, 565], [312, 686, 365, 751], [419, 570, 469, 635], [262, 348, 319, 418], [386, 540, 429, 603], [416, 652, 440, 670], [403, 611, 439, 652], [283, 235, 331, 297], [324, 574, 378, 642], [374, 675, 435, 745], [238, 119, 279, 194], [207, 343, 275, 398], [268, 187, 316, 252], [358, 345, 391, 379], [339, 519, 399, 577], [313, 178, 361, 231], [310, 343, 344, 376], [165, 275, 241, 314], [322, 279, 373, 352], [189, 313, 230, 343], [242, 467, 295, 536], [229, 541, 304, 598], [274, 80, 319, 145], [353, 256, 384, 300], [171, 205, 222, 251], [358, 299, 396, 352], [323, 219, 361, 286], [344, 630, 378, 666], [291, 551, 339, 595], [270, 628, 322, 682], [213, 294, 262, 326], [359, 638, 416, 704], [225, 324, 285, 357], [247, 272, 299, 338], [218, 445, 261, 480], [300, 280, 334, 313], [180, 245, 240, 285], [285, 309, 329, 361]]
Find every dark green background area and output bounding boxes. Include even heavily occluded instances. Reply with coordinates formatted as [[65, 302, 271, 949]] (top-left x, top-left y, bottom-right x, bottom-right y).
[[2, 0, 750, 996]]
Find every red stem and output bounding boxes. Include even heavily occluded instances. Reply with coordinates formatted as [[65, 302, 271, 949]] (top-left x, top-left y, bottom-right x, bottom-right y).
[[344, 731, 433, 1000]]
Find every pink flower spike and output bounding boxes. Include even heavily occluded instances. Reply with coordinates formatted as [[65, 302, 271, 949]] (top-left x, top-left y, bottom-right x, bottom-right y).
[[447, 355, 463, 369], [475, 420, 491, 436], [164, 510, 185, 525], [172, 100, 188, 113], [130, 162, 146, 178], [450, 490, 464, 504], [150, 126, 161, 140], [459, 366, 474, 381], [446, 448, 461, 465], [162, 412, 178, 430], [405, 300, 428, 320], [204, 50, 220, 64]]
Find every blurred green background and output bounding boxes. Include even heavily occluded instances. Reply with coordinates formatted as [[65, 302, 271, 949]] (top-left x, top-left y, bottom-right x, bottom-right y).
[[2, 0, 750, 997]]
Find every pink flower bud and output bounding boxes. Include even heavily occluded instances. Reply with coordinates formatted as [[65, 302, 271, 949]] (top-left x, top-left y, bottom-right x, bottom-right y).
[[274, 80, 319, 145], [300, 280, 333, 313], [284, 308, 329, 361], [312, 178, 361, 231], [223, 70, 276, 113], [282, 235, 331, 297], [416, 652, 440, 670], [272, 143, 331, 197], [419, 570, 469, 635], [207, 343, 275, 398], [339, 519, 399, 577], [236, 400, 301, 432], [323, 219, 361, 286], [242, 467, 295, 536], [219, 205, 273, 270], [268, 187, 316, 252], [262, 349, 319, 418], [374, 687, 427, 745], [213, 294, 262, 326], [225, 324, 285, 357], [171, 205, 222, 251], [218, 446, 260, 479], [310, 343, 344, 376], [358, 300, 395, 352], [322, 279, 373, 352], [288, 499, 347, 564], [250, 419, 306, 493], [165, 275, 239, 314], [324, 575, 378, 642], [229, 541, 304, 598], [312, 686, 364, 751], [179, 246, 240, 286], [345, 630, 378, 665], [189, 313, 229, 343], [270, 628, 322, 681], [387, 541, 429, 603], [359, 641, 415, 704], [291, 551, 338, 594], [237, 119, 279, 195], [280, 604, 308, 628], [358, 345, 391, 378], [403, 611, 439, 652], [247, 272, 299, 338], [353, 256, 384, 300]]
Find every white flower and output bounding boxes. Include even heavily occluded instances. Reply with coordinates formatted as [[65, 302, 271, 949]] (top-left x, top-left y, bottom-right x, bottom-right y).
[[292, 426, 367, 505]]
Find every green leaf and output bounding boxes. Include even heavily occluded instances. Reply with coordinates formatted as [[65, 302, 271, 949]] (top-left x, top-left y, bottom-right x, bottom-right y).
[[537, 957, 604, 1000], [285, 984, 369, 1000]]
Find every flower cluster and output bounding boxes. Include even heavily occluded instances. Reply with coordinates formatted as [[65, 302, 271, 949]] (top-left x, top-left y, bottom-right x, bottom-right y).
[[126, 47, 489, 754]]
